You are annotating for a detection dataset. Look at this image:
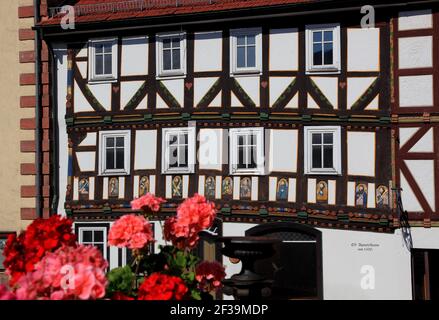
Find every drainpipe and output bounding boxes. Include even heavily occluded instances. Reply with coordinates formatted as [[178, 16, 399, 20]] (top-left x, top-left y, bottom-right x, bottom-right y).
[[34, 0, 43, 218], [49, 44, 59, 216]]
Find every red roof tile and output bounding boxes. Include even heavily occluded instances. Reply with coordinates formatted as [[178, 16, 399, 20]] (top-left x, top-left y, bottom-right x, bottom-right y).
[[40, 0, 318, 26]]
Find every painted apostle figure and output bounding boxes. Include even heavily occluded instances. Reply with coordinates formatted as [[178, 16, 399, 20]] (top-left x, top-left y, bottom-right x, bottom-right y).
[[376, 185, 389, 208], [277, 178, 288, 201], [355, 184, 368, 207]]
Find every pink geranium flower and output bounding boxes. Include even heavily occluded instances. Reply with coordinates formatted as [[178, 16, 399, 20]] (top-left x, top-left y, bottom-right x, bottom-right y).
[[131, 193, 166, 213], [195, 261, 226, 292], [164, 194, 216, 250], [108, 214, 154, 250], [0, 285, 16, 300], [14, 245, 108, 300]]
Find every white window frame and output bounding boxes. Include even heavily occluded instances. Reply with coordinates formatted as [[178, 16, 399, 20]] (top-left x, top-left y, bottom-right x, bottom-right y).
[[156, 32, 187, 79], [88, 38, 118, 83], [229, 127, 265, 176], [162, 127, 196, 174], [305, 24, 341, 74], [98, 130, 131, 176], [304, 126, 342, 175], [78, 226, 107, 260], [230, 28, 262, 76]]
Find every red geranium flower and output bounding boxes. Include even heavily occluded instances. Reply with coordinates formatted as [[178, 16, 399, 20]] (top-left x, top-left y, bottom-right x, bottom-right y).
[[195, 261, 226, 292], [137, 273, 188, 300], [131, 193, 166, 213], [3, 215, 76, 286]]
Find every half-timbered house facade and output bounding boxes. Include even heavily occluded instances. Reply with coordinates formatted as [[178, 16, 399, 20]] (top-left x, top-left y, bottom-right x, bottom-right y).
[[36, 0, 439, 299]]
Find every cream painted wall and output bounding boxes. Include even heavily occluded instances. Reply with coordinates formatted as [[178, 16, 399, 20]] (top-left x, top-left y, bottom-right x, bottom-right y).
[[0, 0, 35, 232]]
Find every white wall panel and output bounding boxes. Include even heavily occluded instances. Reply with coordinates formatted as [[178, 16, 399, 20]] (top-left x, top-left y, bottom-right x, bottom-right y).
[[121, 36, 148, 76], [268, 129, 298, 173], [134, 130, 157, 170], [347, 132, 375, 177], [76, 152, 96, 172], [398, 10, 433, 31], [399, 36, 433, 69], [399, 75, 433, 107], [269, 28, 298, 71], [194, 31, 222, 72], [308, 179, 316, 203], [199, 129, 223, 171], [347, 28, 380, 72]]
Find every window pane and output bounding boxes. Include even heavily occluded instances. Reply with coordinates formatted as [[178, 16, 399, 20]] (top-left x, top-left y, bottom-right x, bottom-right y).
[[179, 133, 188, 145], [82, 230, 93, 243], [163, 38, 171, 49], [237, 35, 245, 46], [116, 148, 124, 169], [172, 48, 180, 70], [247, 46, 256, 68], [95, 244, 104, 254], [172, 37, 180, 48], [94, 231, 104, 242], [95, 44, 103, 54], [179, 145, 187, 167], [312, 133, 322, 145], [238, 146, 245, 169], [313, 44, 322, 65], [106, 137, 114, 147], [324, 31, 333, 42], [95, 55, 103, 75], [104, 54, 112, 75], [237, 46, 246, 68], [324, 43, 333, 65], [247, 35, 256, 45], [313, 31, 322, 43], [106, 149, 115, 169], [169, 146, 178, 168], [238, 135, 245, 147], [312, 146, 322, 169], [323, 133, 333, 144], [323, 145, 333, 168], [249, 146, 257, 169], [163, 50, 171, 70], [169, 134, 178, 145], [103, 43, 112, 53], [116, 137, 124, 147]]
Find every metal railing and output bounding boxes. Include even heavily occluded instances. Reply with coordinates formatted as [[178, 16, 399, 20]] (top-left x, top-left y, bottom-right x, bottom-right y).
[[49, 0, 219, 17]]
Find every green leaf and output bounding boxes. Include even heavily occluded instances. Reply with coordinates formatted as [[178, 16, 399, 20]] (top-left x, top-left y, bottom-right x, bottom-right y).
[[191, 289, 202, 301], [106, 266, 135, 296]]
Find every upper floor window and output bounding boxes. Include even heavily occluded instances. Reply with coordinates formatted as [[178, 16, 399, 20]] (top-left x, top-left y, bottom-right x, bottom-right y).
[[304, 126, 341, 175], [305, 24, 341, 74], [78, 226, 107, 260], [230, 28, 262, 75], [230, 127, 265, 175], [162, 127, 195, 174], [156, 32, 186, 78], [98, 130, 131, 176], [89, 38, 118, 82]]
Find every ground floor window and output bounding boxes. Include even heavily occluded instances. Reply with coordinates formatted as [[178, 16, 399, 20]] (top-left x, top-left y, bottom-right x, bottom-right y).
[[0, 233, 14, 271], [412, 249, 439, 300], [76, 224, 109, 260]]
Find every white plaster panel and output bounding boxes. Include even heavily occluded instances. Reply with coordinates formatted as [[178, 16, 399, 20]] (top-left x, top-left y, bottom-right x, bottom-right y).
[[233, 177, 240, 200], [198, 176, 205, 195], [73, 177, 79, 201], [269, 177, 277, 201], [194, 31, 222, 72], [78, 132, 96, 147], [269, 77, 295, 107], [311, 77, 338, 108], [88, 83, 112, 111], [409, 128, 433, 153], [411, 228, 439, 250], [235, 77, 260, 107], [328, 180, 336, 205], [347, 181, 355, 206], [398, 10, 433, 31], [103, 177, 108, 200], [399, 127, 419, 149], [405, 160, 435, 211], [400, 171, 422, 212], [74, 81, 94, 112], [268, 129, 298, 173], [251, 177, 258, 201], [288, 178, 296, 203], [269, 28, 298, 71], [194, 77, 218, 106], [199, 129, 223, 171], [347, 132, 375, 177], [133, 175, 139, 198], [134, 130, 157, 170], [367, 183, 376, 209], [161, 79, 184, 107], [121, 81, 144, 109], [399, 36, 433, 69], [209, 91, 222, 107], [149, 175, 156, 194], [121, 36, 148, 76], [308, 179, 316, 203], [347, 28, 380, 72], [89, 177, 95, 200], [165, 176, 172, 199], [76, 152, 96, 172], [231, 92, 243, 107], [119, 177, 125, 199], [77, 61, 88, 79], [183, 175, 189, 198], [76, 44, 88, 58], [399, 75, 433, 107], [347, 77, 376, 109], [156, 94, 168, 109], [215, 176, 222, 200]]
